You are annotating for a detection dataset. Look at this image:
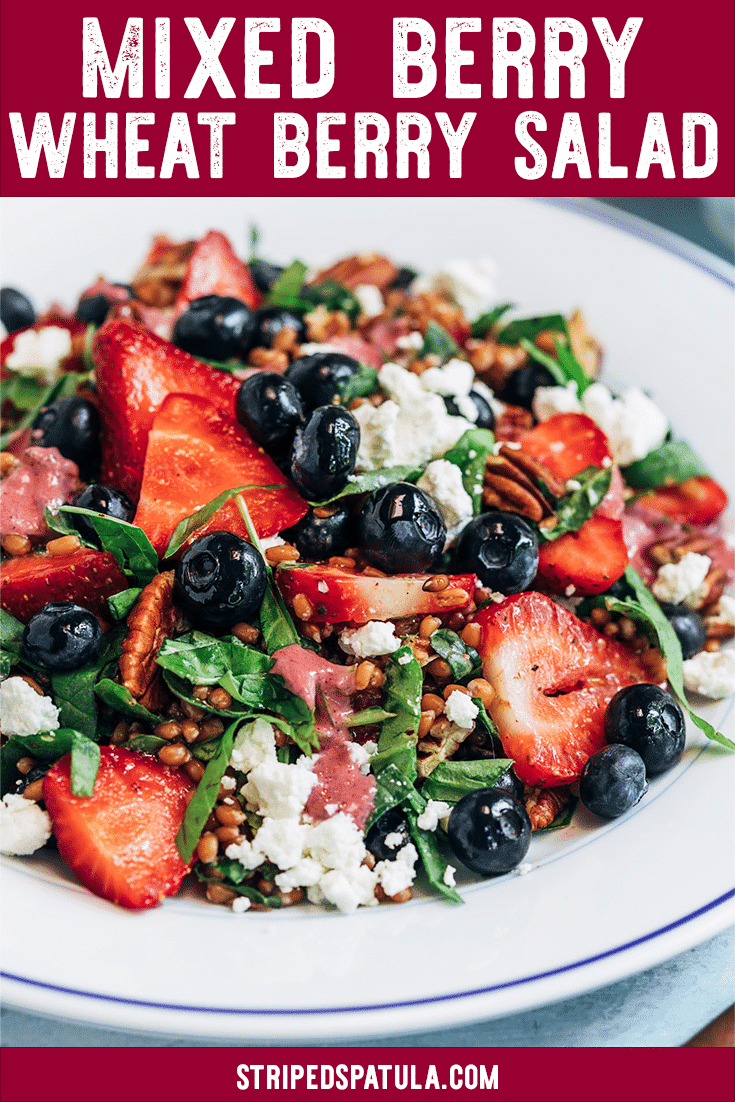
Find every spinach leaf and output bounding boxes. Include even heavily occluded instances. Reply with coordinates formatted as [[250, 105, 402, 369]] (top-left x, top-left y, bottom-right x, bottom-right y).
[[162, 670, 252, 718], [219, 670, 319, 755], [336, 364, 379, 406], [52, 506, 159, 585], [236, 496, 300, 653], [156, 631, 272, 684], [0, 609, 25, 677], [364, 761, 420, 831], [176, 719, 239, 863], [470, 303, 514, 338], [371, 647, 422, 779], [622, 440, 708, 491], [442, 426, 495, 514], [313, 465, 422, 506], [163, 483, 280, 559], [473, 698, 501, 741], [429, 629, 481, 681], [2, 373, 48, 411], [94, 679, 161, 724], [346, 707, 395, 728], [301, 279, 362, 324], [540, 466, 612, 542], [421, 758, 514, 804], [520, 335, 590, 395], [497, 313, 566, 346], [50, 624, 126, 739], [418, 321, 460, 365], [70, 733, 101, 797], [107, 588, 141, 621], [0, 728, 100, 797], [125, 734, 167, 754], [406, 809, 463, 905], [0, 370, 88, 450], [518, 339, 566, 387], [267, 260, 308, 310], [194, 865, 282, 908]]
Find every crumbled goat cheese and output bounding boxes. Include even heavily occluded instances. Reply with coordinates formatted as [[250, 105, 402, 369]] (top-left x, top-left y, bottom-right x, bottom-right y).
[[682, 650, 735, 700], [384, 831, 404, 850], [353, 283, 385, 319], [0, 793, 53, 855], [318, 864, 378, 914], [417, 800, 452, 832], [339, 620, 401, 658], [298, 342, 344, 356], [579, 383, 669, 466], [652, 553, 711, 607], [0, 678, 60, 739], [444, 691, 479, 730], [443, 864, 457, 887], [532, 381, 581, 422], [229, 717, 277, 775], [419, 358, 475, 397], [241, 758, 316, 819], [5, 325, 73, 385], [398, 653, 412, 664], [566, 478, 582, 491], [231, 896, 251, 913], [348, 741, 373, 775], [416, 257, 498, 318], [375, 843, 418, 897], [416, 459, 474, 546], [274, 856, 325, 892], [258, 535, 285, 552], [395, 331, 424, 352], [251, 817, 309, 870], [220, 774, 237, 791], [306, 812, 367, 871], [707, 595, 735, 629]]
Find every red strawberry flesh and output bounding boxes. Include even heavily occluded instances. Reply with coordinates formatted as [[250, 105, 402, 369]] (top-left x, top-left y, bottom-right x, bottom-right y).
[[1, 547, 127, 622]]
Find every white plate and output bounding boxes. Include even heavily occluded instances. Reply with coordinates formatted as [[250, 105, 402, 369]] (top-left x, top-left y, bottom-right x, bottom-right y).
[[1, 197, 734, 1041]]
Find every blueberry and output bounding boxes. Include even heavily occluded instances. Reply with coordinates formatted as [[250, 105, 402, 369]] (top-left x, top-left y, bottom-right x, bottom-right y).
[[454, 512, 538, 593], [492, 765, 525, 806], [235, 372, 304, 455], [604, 684, 686, 776], [358, 483, 446, 574], [174, 532, 267, 631], [602, 576, 635, 601], [14, 763, 50, 796], [285, 352, 362, 412], [247, 305, 306, 352], [249, 260, 285, 294], [22, 602, 103, 671], [76, 294, 115, 327], [71, 483, 135, 543], [365, 807, 412, 862], [387, 267, 417, 290], [447, 788, 531, 876], [657, 601, 707, 661], [31, 397, 101, 478], [500, 364, 557, 410], [443, 391, 495, 430], [1, 287, 35, 333], [286, 506, 354, 561], [172, 295, 255, 361], [289, 406, 360, 502], [579, 744, 648, 819]]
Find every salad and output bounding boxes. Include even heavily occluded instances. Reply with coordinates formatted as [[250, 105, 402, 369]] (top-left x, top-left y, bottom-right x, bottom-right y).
[[0, 229, 733, 916]]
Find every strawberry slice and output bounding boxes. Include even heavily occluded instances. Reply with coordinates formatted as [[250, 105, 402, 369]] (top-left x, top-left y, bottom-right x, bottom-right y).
[[537, 516, 629, 596], [636, 476, 728, 526], [1, 547, 127, 622], [277, 564, 476, 623], [175, 230, 259, 311], [43, 747, 194, 909], [134, 394, 308, 556], [520, 412, 611, 480], [92, 317, 243, 503], [476, 592, 657, 786]]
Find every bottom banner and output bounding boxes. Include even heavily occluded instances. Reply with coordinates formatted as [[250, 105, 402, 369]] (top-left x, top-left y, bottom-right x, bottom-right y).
[[1, 1048, 733, 1102]]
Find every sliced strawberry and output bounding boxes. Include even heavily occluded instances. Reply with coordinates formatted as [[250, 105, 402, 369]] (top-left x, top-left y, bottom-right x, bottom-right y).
[[537, 516, 629, 596], [134, 394, 308, 556], [520, 412, 611, 480], [175, 230, 259, 311], [92, 317, 243, 503], [476, 592, 657, 786], [277, 564, 476, 623], [1, 547, 128, 622], [636, 476, 728, 526], [43, 747, 194, 909]]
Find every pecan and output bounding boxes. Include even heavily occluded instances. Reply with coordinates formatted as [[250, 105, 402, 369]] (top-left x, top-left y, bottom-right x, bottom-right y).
[[567, 310, 603, 379], [131, 238, 196, 308], [119, 572, 186, 702], [482, 446, 562, 523], [417, 716, 472, 778], [403, 292, 468, 336], [693, 567, 728, 612], [493, 404, 534, 443], [312, 252, 399, 291], [524, 785, 572, 831], [304, 304, 352, 343]]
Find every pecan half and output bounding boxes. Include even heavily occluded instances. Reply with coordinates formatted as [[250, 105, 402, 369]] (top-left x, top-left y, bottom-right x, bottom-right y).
[[119, 572, 186, 704], [482, 445, 564, 523], [417, 716, 472, 777], [312, 252, 399, 291], [131, 238, 196, 308], [524, 785, 572, 831]]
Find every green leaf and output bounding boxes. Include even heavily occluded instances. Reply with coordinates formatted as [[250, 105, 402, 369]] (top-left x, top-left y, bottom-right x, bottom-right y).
[[312, 465, 422, 507], [442, 427, 495, 514], [540, 466, 612, 543], [364, 762, 418, 832], [418, 321, 460, 365], [164, 484, 264, 558], [50, 624, 126, 739], [552, 336, 591, 395], [177, 719, 239, 863], [125, 734, 167, 754], [1, 373, 48, 411], [0, 609, 25, 677], [406, 809, 463, 905], [473, 698, 501, 741], [497, 313, 566, 346], [429, 629, 481, 682], [622, 440, 707, 491], [235, 496, 300, 653], [52, 506, 159, 585], [421, 758, 514, 804], [267, 260, 308, 308], [94, 679, 161, 724], [107, 588, 142, 621], [0, 371, 88, 450], [346, 707, 395, 728], [371, 647, 422, 779], [301, 279, 362, 323], [470, 303, 515, 338], [70, 732, 100, 797], [536, 798, 577, 832], [1, 728, 80, 795], [336, 364, 379, 406], [194, 865, 282, 908], [518, 339, 567, 387]]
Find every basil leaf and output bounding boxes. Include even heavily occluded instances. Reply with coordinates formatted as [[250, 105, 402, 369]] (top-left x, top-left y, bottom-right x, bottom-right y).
[[346, 707, 395, 728], [0, 370, 88, 450], [406, 809, 463, 905], [622, 440, 708, 491], [336, 364, 379, 406], [125, 734, 167, 753], [164, 483, 265, 558], [94, 679, 161, 724], [235, 496, 300, 653], [473, 698, 501, 741], [429, 629, 481, 681], [442, 427, 495, 515], [107, 588, 141, 621], [177, 719, 239, 863], [194, 866, 282, 908], [70, 732, 100, 797], [497, 313, 567, 346], [421, 758, 514, 804], [364, 761, 418, 832], [541, 466, 612, 542], [313, 465, 422, 506], [267, 260, 308, 309], [0, 609, 25, 677], [53, 506, 159, 585], [418, 321, 459, 365], [371, 647, 422, 779], [50, 624, 126, 739], [470, 303, 514, 338]]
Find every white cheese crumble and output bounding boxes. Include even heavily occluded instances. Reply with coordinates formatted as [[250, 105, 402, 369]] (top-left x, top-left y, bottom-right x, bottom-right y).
[[651, 553, 712, 607], [384, 831, 404, 850], [229, 717, 277, 775], [0, 678, 60, 739], [395, 330, 424, 352], [0, 793, 53, 855], [417, 800, 452, 832], [580, 383, 669, 466], [258, 535, 285, 553], [5, 325, 73, 385], [375, 842, 418, 897], [443, 864, 457, 887], [353, 283, 384, 319], [231, 896, 251, 913], [241, 758, 316, 819], [416, 257, 498, 318], [339, 620, 401, 658], [419, 358, 474, 398], [444, 691, 479, 730], [532, 380, 582, 422], [682, 650, 735, 700], [707, 595, 735, 629], [416, 459, 474, 547]]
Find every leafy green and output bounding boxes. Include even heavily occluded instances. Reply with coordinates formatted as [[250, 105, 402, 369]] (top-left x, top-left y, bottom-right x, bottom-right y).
[[163, 483, 286, 559], [0, 609, 25, 677], [421, 758, 514, 805], [520, 335, 590, 395], [429, 629, 481, 681], [442, 427, 495, 514], [365, 762, 420, 831], [336, 364, 380, 406], [301, 279, 362, 323], [267, 260, 308, 309], [177, 719, 239, 863], [0, 370, 88, 450], [312, 465, 422, 506], [70, 733, 100, 797], [405, 809, 463, 905], [125, 734, 167, 754], [346, 707, 395, 728], [194, 865, 283, 908], [540, 466, 612, 543], [94, 679, 161, 724], [496, 313, 566, 346], [2, 373, 48, 411], [473, 698, 501, 741], [371, 647, 422, 779], [536, 798, 577, 832], [50, 624, 126, 739], [222, 671, 319, 755], [236, 496, 300, 653], [622, 440, 708, 491], [51, 506, 159, 585], [0, 728, 100, 797], [470, 303, 514, 338], [107, 589, 142, 622], [418, 321, 460, 365]]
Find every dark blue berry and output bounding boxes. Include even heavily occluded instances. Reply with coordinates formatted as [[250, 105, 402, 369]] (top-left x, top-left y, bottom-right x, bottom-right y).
[[71, 483, 135, 543], [174, 532, 267, 631], [247, 306, 306, 352], [501, 364, 557, 410], [31, 397, 101, 478], [448, 788, 531, 876], [443, 391, 495, 430], [76, 294, 115, 327], [454, 512, 538, 593], [286, 352, 362, 412], [579, 744, 648, 819], [172, 295, 255, 361], [235, 372, 304, 455], [22, 602, 103, 671], [365, 807, 412, 862], [1, 287, 35, 333], [657, 601, 707, 661], [604, 684, 685, 776], [289, 406, 360, 501], [493, 765, 525, 806], [387, 267, 417, 290], [287, 506, 354, 561], [249, 261, 285, 294], [359, 483, 446, 574]]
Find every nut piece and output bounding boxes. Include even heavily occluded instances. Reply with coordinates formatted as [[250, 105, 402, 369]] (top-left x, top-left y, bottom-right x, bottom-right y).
[[524, 785, 572, 831], [312, 252, 399, 291], [119, 572, 182, 701], [482, 445, 563, 522], [417, 716, 473, 778]]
